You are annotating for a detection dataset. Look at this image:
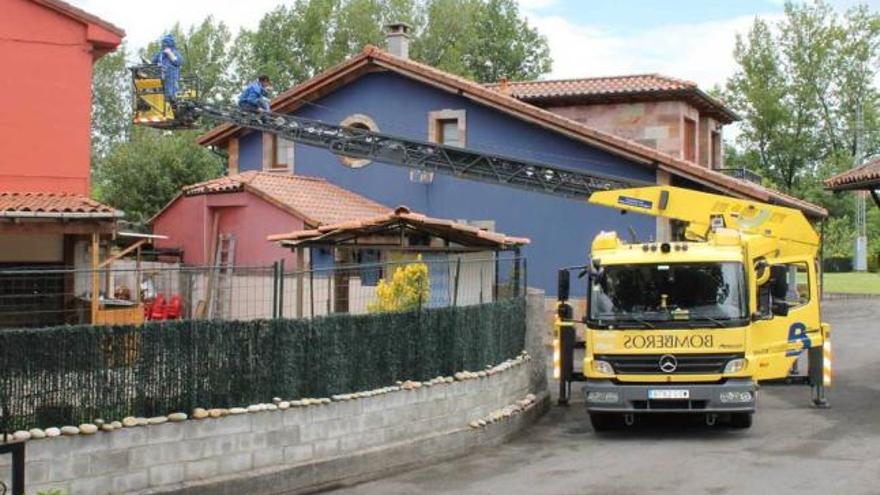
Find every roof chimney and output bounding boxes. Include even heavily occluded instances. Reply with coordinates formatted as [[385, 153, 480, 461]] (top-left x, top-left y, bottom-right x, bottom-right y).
[[498, 77, 510, 95], [384, 22, 412, 59]]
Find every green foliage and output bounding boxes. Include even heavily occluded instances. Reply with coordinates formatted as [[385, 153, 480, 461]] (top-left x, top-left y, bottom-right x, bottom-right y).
[[93, 128, 223, 225], [0, 299, 526, 432], [141, 17, 236, 108], [368, 260, 430, 312], [91, 44, 131, 159], [412, 0, 550, 82], [723, 1, 880, 215], [232, 0, 551, 89]]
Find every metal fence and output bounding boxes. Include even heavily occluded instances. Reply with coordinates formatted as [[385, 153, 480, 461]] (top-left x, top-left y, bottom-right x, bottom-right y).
[[0, 256, 525, 329]]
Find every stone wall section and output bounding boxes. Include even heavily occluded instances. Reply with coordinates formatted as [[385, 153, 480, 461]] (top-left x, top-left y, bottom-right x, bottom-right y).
[[2, 356, 539, 495]]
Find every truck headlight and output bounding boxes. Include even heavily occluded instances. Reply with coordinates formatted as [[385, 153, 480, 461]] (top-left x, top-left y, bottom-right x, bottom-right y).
[[719, 391, 754, 403], [723, 358, 746, 374], [587, 391, 620, 403], [592, 359, 614, 375]]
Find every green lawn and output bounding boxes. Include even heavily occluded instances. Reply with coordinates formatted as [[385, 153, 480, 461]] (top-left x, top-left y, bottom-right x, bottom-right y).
[[822, 272, 880, 295]]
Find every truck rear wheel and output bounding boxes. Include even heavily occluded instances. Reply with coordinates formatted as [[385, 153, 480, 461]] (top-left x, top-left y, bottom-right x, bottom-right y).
[[730, 413, 753, 429], [589, 412, 623, 431]]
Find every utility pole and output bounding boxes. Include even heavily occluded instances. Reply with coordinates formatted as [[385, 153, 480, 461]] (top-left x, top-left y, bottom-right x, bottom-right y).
[[854, 100, 868, 272]]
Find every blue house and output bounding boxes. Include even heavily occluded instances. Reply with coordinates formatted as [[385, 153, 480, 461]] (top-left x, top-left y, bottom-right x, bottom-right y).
[[199, 34, 825, 296]]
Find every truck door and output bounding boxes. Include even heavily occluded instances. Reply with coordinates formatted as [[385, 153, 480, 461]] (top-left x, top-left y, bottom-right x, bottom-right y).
[[750, 258, 822, 381]]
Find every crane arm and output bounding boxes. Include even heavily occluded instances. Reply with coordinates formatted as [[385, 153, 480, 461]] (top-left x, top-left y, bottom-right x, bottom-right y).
[[589, 186, 820, 253], [183, 101, 641, 199]]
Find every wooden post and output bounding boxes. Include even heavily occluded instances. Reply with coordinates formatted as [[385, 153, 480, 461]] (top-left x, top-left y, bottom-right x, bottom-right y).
[[296, 247, 304, 318], [90, 232, 99, 324], [135, 245, 142, 305]]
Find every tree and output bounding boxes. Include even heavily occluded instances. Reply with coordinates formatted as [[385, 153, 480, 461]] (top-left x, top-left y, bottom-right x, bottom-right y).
[[141, 17, 235, 106], [232, 0, 551, 89], [91, 44, 131, 159], [94, 128, 224, 225], [724, 1, 880, 223]]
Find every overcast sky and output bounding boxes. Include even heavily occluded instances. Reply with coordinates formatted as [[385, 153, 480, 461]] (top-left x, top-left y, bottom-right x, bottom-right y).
[[73, 0, 878, 91]]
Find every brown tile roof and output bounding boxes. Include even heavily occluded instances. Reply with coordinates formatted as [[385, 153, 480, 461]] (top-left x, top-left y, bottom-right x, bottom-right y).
[[30, 0, 125, 37], [486, 74, 738, 124], [0, 192, 122, 218], [825, 158, 880, 191], [268, 206, 530, 248], [199, 46, 824, 219], [180, 171, 390, 226]]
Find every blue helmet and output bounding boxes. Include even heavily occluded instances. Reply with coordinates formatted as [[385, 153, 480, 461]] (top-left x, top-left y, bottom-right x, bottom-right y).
[[161, 34, 177, 48]]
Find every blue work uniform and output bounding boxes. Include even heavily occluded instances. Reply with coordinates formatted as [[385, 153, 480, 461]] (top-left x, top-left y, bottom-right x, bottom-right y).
[[152, 34, 182, 100], [238, 81, 270, 112]]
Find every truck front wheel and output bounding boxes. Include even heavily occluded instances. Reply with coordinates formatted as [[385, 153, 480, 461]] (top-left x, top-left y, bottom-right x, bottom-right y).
[[589, 412, 623, 431], [730, 413, 753, 429]]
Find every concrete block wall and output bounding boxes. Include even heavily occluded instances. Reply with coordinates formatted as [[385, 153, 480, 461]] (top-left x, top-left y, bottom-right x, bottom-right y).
[[3, 357, 538, 495]]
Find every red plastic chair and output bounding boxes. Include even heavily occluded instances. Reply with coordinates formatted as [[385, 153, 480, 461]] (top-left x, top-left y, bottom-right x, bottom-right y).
[[150, 293, 167, 321], [166, 295, 182, 320]]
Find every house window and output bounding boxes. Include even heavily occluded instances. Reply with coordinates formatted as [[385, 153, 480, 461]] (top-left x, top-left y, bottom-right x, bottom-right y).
[[710, 130, 722, 169], [683, 117, 697, 162], [339, 114, 379, 168], [428, 110, 466, 147], [272, 136, 294, 171]]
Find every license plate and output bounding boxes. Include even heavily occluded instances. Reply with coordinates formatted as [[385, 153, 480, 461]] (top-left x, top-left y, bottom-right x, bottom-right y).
[[648, 389, 690, 400]]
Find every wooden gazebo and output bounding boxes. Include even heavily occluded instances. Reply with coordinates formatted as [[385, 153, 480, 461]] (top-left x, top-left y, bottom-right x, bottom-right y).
[[268, 206, 530, 316]]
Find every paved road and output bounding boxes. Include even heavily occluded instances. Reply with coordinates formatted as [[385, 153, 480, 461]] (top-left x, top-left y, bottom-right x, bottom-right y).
[[331, 299, 880, 495]]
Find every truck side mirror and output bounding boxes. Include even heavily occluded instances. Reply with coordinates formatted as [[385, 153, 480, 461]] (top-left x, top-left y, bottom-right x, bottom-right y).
[[557, 269, 570, 302]]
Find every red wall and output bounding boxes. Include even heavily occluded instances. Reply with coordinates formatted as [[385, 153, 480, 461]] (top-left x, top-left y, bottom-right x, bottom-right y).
[[0, 0, 121, 194], [152, 191, 302, 266]]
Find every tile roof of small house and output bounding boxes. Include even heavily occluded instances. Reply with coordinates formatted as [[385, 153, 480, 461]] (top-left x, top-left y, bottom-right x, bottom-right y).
[[268, 205, 530, 249], [485, 74, 739, 124], [0, 192, 122, 218], [825, 158, 880, 191], [199, 46, 824, 219], [178, 171, 390, 226]]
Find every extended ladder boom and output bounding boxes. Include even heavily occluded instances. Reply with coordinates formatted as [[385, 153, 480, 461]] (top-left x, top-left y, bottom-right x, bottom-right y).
[[182, 101, 638, 199]]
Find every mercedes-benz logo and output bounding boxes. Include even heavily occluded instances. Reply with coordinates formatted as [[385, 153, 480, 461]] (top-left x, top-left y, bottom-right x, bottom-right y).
[[659, 354, 678, 373]]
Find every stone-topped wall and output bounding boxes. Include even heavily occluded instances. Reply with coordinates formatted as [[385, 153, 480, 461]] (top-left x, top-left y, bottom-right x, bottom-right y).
[[1, 291, 550, 495], [4, 356, 539, 495]]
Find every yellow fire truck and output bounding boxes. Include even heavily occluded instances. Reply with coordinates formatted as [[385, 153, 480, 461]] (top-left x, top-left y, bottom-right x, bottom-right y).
[[555, 186, 830, 430]]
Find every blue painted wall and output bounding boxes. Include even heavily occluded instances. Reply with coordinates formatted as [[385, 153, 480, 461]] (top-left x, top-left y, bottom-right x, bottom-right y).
[[238, 72, 657, 295]]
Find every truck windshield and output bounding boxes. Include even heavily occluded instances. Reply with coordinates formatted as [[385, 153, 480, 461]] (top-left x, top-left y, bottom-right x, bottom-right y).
[[589, 262, 748, 328]]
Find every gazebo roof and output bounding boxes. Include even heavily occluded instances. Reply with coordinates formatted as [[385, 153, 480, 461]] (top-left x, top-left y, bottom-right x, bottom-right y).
[[268, 206, 530, 250]]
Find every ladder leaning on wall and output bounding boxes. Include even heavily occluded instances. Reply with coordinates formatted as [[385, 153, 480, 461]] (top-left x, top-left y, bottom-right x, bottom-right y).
[[206, 234, 235, 319]]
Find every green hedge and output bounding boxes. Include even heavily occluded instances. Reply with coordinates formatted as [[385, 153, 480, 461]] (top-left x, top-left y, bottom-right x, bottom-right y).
[[0, 299, 525, 432]]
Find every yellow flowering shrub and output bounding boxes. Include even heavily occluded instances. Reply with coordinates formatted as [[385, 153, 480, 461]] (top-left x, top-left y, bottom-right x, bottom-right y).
[[368, 258, 430, 313]]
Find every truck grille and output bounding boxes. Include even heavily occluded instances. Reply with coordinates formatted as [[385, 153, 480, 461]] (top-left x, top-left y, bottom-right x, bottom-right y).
[[596, 353, 743, 375]]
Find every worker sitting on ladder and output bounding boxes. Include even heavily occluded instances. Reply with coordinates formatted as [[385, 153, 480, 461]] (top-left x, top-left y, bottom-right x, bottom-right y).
[[151, 34, 182, 101], [238, 75, 273, 113]]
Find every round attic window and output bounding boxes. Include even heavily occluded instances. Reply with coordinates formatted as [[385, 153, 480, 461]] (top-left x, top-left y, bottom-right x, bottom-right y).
[[339, 114, 379, 168]]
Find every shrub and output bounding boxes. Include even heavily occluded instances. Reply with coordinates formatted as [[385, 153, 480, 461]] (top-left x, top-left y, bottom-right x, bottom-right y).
[[368, 258, 430, 313]]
